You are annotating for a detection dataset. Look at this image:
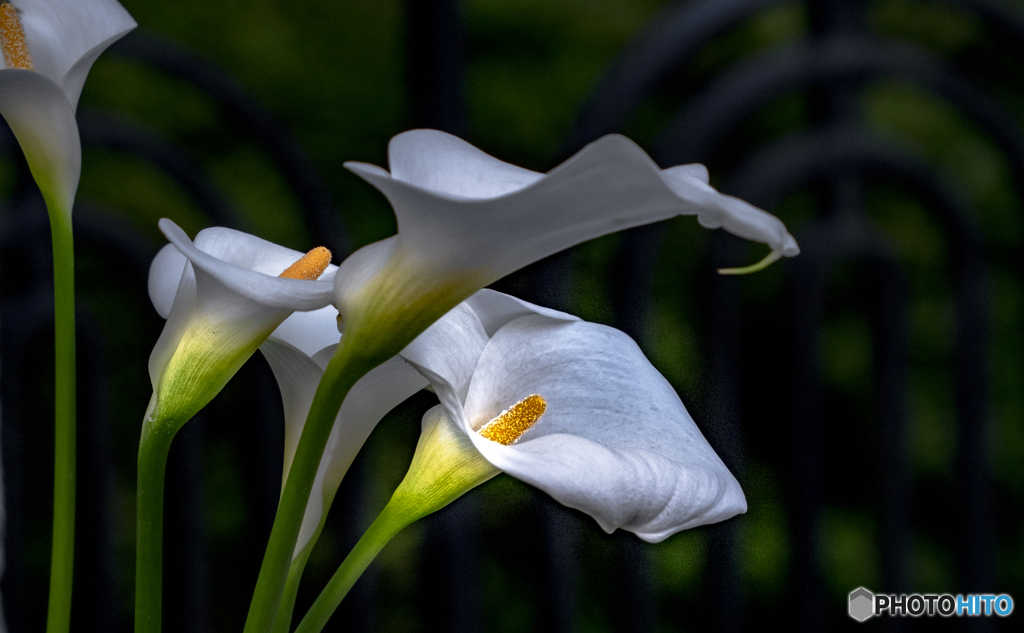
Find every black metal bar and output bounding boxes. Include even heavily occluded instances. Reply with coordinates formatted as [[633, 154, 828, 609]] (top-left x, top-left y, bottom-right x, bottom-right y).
[[109, 31, 349, 255], [561, 0, 784, 156], [77, 111, 241, 229], [653, 36, 1024, 207], [731, 126, 990, 626]]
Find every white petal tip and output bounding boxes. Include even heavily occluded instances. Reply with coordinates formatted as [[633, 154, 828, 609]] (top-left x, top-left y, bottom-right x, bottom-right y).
[[344, 161, 391, 180]]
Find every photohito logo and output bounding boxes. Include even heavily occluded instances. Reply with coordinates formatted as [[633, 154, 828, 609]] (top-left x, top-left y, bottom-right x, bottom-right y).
[[848, 587, 1014, 621]]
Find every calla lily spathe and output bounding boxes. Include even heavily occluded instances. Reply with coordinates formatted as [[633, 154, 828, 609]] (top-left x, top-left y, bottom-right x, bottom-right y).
[[0, 0, 135, 212], [334, 129, 800, 364], [399, 291, 745, 542], [146, 219, 337, 429]]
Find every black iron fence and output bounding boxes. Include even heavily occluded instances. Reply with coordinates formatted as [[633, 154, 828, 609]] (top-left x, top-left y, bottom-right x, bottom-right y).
[[2, 0, 1021, 631]]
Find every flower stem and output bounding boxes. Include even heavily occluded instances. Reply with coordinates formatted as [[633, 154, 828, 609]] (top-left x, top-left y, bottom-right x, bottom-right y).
[[271, 546, 312, 633], [135, 410, 177, 633], [243, 339, 376, 633], [293, 503, 411, 633], [45, 209, 75, 633], [293, 406, 500, 632]]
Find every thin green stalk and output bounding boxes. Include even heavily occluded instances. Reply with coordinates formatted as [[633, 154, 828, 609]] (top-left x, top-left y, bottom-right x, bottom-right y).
[[45, 209, 75, 633], [243, 340, 376, 633], [272, 547, 313, 633], [293, 397, 500, 633], [135, 413, 177, 633], [293, 503, 410, 633], [271, 477, 350, 633]]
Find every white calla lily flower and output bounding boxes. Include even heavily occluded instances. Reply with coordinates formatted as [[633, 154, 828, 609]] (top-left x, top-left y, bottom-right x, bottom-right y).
[[293, 289, 747, 631], [399, 291, 744, 542], [146, 219, 337, 429], [335, 129, 799, 364], [0, 0, 135, 212]]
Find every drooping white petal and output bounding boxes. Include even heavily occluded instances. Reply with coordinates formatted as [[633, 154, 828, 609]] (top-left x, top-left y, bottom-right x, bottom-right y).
[[659, 167, 799, 257], [336, 130, 798, 353], [14, 0, 137, 109], [0, 69, 80, 212], [159, 219, 336, 311], [461, 315, 746, 542]]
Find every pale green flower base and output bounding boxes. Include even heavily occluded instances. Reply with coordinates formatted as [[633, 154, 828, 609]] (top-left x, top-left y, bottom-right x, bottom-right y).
[[46, 207, 76, 633], [293, 406, 500, 633]]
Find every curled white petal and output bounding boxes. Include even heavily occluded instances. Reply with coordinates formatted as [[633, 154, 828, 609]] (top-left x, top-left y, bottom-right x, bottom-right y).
[[387, 130, 544, 198], [457, 315, 745, 542], [158, 219, 336, 311], [336, 130, 799, 342], [15, 0, 137, 109]]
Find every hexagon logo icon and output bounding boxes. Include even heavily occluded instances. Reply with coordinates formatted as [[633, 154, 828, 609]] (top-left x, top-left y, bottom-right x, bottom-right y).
[[849, 587, 874, 622]]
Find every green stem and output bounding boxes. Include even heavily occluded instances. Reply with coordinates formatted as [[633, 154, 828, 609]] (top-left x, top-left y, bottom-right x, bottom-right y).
[[243, 339, 376, 633], [45, 210, 76, 633], [293, 503, 410, 633], [135, 412, 177, 633], [272, 546, 312, 633]]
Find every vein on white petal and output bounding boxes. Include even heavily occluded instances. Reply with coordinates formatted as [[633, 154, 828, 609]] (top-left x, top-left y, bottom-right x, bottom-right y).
[[159, 219, 335, 310], [148, 244, 187, 319], [16, 0, 136, 108], [465, 288, 579, 337], [386, 129, 544, 199], [400, 301, 488, 404], [147, 261, 197, 391], [0, 70, 80, 212], [463, 316, 745, 539]]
